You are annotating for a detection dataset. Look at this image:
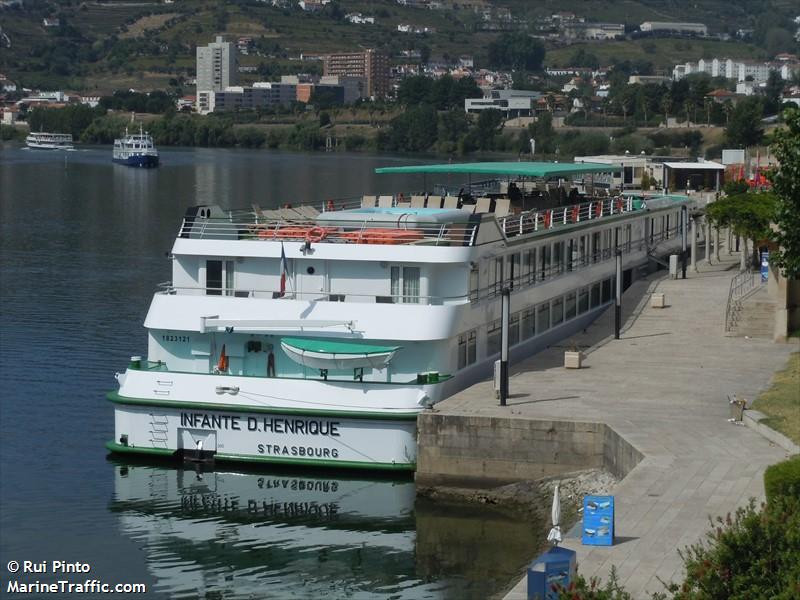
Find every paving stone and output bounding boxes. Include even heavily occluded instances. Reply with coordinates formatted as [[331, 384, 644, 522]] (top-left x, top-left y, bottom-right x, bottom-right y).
[[427, 255, 793, 600]]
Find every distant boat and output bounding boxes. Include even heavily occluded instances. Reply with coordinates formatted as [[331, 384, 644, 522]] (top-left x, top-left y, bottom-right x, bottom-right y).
[[112, 125, 159, 168], [26, 132, 74, 150]]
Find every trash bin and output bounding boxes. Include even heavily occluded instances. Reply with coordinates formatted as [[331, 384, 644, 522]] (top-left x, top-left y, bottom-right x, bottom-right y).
[[527, 546, 576, 600], [729, 398, 746, 421], [130, 355, 142, 369]]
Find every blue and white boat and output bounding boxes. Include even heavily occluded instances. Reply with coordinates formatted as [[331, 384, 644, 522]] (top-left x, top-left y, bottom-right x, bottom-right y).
[[113, 126, 159, 168]]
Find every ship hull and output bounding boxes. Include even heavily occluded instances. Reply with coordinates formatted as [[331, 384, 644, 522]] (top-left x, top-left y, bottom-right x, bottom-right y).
[[112, 154, 159, 168], [107, 395, 418, 471]]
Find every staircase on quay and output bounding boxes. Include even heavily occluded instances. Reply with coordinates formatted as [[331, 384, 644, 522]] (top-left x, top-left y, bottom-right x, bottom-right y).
[[727, 285, 775, 339]]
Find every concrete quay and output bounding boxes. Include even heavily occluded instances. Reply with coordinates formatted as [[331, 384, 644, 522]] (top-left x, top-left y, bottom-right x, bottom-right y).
[[421, 255, 797, 599]]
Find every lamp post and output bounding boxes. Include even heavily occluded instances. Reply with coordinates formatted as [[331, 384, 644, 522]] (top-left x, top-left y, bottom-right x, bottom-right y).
[[615, 249, 622, 339], [500, 287, 510, 406], [681, 205, 688, 279]]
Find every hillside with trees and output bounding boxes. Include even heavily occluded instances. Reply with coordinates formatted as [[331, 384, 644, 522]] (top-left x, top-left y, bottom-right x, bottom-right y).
[[0, 0, 796, 92]]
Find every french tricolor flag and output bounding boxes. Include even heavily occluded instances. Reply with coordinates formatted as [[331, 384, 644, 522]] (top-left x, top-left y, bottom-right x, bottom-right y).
[[279, 242, 288, 297]]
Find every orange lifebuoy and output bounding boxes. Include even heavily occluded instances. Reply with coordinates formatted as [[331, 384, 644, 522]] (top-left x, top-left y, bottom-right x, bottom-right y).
[[305, 226, 327, 243], [571, 205, 580, 223], [326, 199, 335, 212]]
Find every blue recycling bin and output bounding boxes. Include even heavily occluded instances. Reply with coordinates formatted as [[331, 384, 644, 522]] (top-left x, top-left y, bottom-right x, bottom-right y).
[[582, 495, 615, 546], [527, 546, 577, 600]]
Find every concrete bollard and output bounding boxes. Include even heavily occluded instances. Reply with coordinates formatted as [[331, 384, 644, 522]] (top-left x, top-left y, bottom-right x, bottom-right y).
[[650, 293, 666, 308], [669, 254, 679, 279]]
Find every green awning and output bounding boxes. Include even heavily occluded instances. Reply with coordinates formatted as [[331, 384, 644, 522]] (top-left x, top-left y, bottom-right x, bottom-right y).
[[281, 337, 399, 355], [375, 161, 621, 178]]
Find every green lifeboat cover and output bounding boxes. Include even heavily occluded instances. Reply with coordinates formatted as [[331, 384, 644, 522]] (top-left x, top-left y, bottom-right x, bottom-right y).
[[281, 337, 400, 355]]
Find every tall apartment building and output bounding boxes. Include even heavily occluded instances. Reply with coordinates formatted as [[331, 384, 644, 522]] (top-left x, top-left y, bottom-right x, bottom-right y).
[[196, 35, 238, 92], [323, 49, 389, 99]]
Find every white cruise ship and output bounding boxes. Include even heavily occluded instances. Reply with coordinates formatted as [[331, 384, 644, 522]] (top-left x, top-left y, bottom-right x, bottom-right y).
[[25, 132, 74, 150], [108, 162, 692, 470]]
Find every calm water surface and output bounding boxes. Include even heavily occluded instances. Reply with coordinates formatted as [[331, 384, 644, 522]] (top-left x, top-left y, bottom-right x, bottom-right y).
[[0, 145, 542, 599]]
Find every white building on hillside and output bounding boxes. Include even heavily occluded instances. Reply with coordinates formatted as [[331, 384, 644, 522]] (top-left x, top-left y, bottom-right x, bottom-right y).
[[641, 22, 707, 35], [196, 36, 238, 94]]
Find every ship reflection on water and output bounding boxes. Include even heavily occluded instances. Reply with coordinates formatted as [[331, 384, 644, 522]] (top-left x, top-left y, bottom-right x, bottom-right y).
[[110, 460, 544, 599]]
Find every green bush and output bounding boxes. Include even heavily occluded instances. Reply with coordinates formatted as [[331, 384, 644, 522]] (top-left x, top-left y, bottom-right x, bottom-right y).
[[764, 455, 800, 502], [667, 494, 800, 599]]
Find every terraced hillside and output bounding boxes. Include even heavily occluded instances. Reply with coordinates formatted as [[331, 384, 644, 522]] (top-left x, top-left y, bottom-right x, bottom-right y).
[[0, 0, 796, 91]]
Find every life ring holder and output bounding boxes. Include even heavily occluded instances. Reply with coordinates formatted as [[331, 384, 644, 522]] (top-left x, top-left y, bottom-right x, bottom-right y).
[[306, 226, 327, 243]]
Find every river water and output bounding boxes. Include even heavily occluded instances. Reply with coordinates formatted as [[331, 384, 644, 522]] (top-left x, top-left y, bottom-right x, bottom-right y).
[[0, 145, 543, 599]]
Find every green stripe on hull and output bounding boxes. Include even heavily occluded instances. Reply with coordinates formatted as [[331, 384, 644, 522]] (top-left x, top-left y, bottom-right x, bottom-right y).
[[215, 452, 415, 471], [105, 442, 415, 471], [106, 391, 420, 420], [105, 441, 175, 457]]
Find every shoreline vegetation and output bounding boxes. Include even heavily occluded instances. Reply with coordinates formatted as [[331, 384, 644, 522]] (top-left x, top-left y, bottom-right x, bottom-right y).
[[4, 104, 726, 160]]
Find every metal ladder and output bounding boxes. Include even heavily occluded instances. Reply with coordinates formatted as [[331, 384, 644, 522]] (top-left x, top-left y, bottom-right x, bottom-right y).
[[149, 413, 169, 449]]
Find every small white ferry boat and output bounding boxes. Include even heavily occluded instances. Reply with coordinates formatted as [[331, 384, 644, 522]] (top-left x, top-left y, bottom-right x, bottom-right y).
[[108, 162, 693, 470], [25, 132, 74, 150], [112, 126, 159, 168]]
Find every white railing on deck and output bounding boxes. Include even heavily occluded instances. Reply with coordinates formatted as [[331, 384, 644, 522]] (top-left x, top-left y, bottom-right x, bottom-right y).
[[499, 196, 640, 238]]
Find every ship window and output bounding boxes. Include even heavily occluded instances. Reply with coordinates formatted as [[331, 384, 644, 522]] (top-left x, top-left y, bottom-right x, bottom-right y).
[[509, 253, 520, 290], [206, 260, 235, 296], [493, 257, 503, 295], [487, 320, 501, 356], [521, 307, 535, 339], [603, 229, 612, 260], [468, 331, 477, 364], [591, 282, 602, 308], [539, 244, 550, 280], [509, 313, 520, 346], [523, 249, 534, 284], [552, 297, 564, 326], [579, 236, 588, 267], [391, 266, 420, 303], [552, 241, 564, 275], [578, 287, 589, 313], [565, 292, 577, 320], [591, 232, 601, 263], [458, 329, 477, 369], [537, 303, 550, 333], [469, 265, 479, 301], [602, 278, 613, 303], [402, 267, 420, 303], [567, 239, 576, 272]]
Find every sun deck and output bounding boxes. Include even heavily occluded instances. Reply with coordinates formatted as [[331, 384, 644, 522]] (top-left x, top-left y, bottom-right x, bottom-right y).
[[178, 194, 657, 247]]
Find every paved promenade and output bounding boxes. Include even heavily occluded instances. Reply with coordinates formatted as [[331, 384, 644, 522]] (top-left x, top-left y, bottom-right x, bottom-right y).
[[434, 256, 797, 599]]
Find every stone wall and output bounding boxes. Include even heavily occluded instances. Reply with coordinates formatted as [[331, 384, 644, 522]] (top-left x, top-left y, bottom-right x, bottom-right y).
[[416, 413, 642, 488]]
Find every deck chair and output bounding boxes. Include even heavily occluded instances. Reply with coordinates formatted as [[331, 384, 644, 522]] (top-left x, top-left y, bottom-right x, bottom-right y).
[[260, 209, 282, 219], [410, 195, 426, 208], [396, 201, 411, 208], [494, 198, 511, 218], [442, 196, 459, 209], [361, 195, 377, 208], [460, 203, 476, 213], [474, 197, 492, 214], [427, 196, 443, 209], [377, 195, 394, 208], [294, 205, 320, 219], [279, 208, 303, 220]]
